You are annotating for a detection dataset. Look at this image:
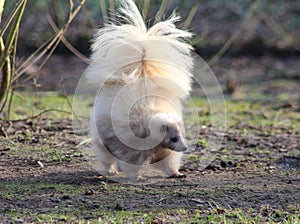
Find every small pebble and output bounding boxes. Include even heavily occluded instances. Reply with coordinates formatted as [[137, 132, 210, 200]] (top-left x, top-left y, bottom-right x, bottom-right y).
[[61, 195, 71, 200], [220, 160, 227, 168], [84, 189, 95, 195], [37, 161, 44, 168]]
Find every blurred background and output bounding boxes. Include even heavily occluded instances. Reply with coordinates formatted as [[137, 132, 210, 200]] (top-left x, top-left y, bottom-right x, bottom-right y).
[[1, 0, 299, 108]]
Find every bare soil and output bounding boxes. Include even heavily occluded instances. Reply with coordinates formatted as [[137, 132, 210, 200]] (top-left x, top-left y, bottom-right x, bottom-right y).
[[1, 55, 299, 222], [0, 114, 299, 222]]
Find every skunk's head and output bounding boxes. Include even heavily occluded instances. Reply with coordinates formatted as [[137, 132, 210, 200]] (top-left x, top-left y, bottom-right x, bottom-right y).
[[150, 113, 188, 152]]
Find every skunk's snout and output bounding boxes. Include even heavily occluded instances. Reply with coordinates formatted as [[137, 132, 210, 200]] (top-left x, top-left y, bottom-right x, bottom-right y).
[[176, 140, 188, 152], [170, 137, 188, 152]]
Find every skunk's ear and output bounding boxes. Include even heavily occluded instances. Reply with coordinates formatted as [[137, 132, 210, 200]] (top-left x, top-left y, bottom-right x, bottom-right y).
[[160, 124, 169, 133]]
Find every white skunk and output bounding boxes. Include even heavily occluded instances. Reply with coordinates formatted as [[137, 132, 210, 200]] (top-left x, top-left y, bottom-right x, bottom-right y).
[[88, 0, 194, 180]]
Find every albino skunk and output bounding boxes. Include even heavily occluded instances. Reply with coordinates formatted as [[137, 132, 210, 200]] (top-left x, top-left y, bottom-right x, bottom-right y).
[[87, 0, 194, 180]]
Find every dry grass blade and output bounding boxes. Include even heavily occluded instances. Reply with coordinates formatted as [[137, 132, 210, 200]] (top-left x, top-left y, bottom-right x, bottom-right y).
[[0, 0, 5, 23], [208, 0, 261, 66], [0, 39, 11, 112], [13, 33, 61, 82], [260, 11, 295, 47], [142, 0, 151, 21], [0, 0, 27, 69], [5, 30, 18, 120], [82, 5, 98, 29], [0, 0, 25, 40], [13, 0, 87, 84], [154, 0, 170, 24], [68, 0, 74, 23], [0, 0, 27, 113], [181, 2, 199, 30], [0, 108, 73, 122], [47, 13, 90, 64], [99, 0, 108, 23], [191, 29, 209, 46], [109, 0, 115, 22]]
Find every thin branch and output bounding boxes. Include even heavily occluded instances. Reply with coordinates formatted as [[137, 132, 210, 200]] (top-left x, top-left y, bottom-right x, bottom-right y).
[[0, 109, 72, 122], [142, 0, 151, 21], [13, 34, 61, 81], [47, 13, 90, 64], [109, 0, 115, 22], [20, 36, 62, 84], [60, 77, 82, 124], [191, 28, 209, 46], [6, 87, 14, 121], [13, 0, 87, 83], [182, 2, 199, 30], [260, 11, 294, 47], [208, 0, 261, 66], [99, 0, 108, 23], [0, 0, 27, 69], [82, 5, 98, 29], [0, 38, 11, 112], [0, 0, 5, 24], [154, 0, 170, 24], [0, 0, 24, 40]]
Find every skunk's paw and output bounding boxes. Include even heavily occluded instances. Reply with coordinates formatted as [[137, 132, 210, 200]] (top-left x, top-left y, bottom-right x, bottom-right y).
[[168, 172, 186, 178], [104, 166, 119, 176]]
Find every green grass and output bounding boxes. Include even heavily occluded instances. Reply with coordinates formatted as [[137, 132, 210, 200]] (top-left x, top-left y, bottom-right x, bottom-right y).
[[189, 96, 299, 135], [6, 92, 74, 120], [15, 145, 73, 162], [1, 91, 300, 223], [5, 133, 82, 163], [4, 91, 299, 133], [4, 207, 299, 223], [2, 167, 299, 223], [2, 177, 299, 223], [0, 182, 82, 200]]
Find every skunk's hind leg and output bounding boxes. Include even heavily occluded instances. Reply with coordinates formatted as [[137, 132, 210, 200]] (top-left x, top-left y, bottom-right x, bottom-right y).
[[119, 162, 142, 181], [93, 143, 118, 176]]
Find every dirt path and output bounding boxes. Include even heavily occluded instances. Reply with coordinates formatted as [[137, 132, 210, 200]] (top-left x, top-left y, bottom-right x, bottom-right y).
[[0, 115, 299, 222], [1, 54, 299, 222]]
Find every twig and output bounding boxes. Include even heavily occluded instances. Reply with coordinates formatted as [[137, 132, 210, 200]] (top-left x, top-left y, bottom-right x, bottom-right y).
[[0, 39, 11, 113], [142, 0, 151, 21], [154, 197, 166, 204], [82, 5, 98, 29], [0, 0, 27, 70], [0, 0, 5, 24], [6, 88, 14, 121], [60, 77, 73, 111], [13, 0, 87, 82], [154, 0, 170, 24], [46, 13, 90, 64], [109, 0, 115, 22], [182, 1, 199, 30], [99, 0, 108, 23], [21, 37, 62, 84], [260, 11, 294, 47], [0, 109, 72, 122], [208, 0, 261, 66]]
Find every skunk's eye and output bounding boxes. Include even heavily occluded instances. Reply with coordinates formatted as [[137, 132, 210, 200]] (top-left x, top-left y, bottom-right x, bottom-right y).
[[170, 136, 179, 143]]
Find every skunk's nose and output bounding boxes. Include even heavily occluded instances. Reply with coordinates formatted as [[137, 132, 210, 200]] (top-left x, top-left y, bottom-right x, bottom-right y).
[[173, 139, 188, 152]]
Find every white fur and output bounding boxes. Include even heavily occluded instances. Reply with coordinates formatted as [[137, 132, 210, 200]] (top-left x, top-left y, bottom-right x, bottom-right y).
[[88, 0, 193, 180]]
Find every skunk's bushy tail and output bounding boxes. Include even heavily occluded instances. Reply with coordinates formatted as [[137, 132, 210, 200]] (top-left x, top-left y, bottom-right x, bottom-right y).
[[87, 0, 194, 99]]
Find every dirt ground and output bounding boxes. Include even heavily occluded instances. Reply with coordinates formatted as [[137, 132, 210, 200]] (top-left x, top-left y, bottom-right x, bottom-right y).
[[0, 0, 299, 221], [0, 54, 300, 222], [0, 109, 299, 222]]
